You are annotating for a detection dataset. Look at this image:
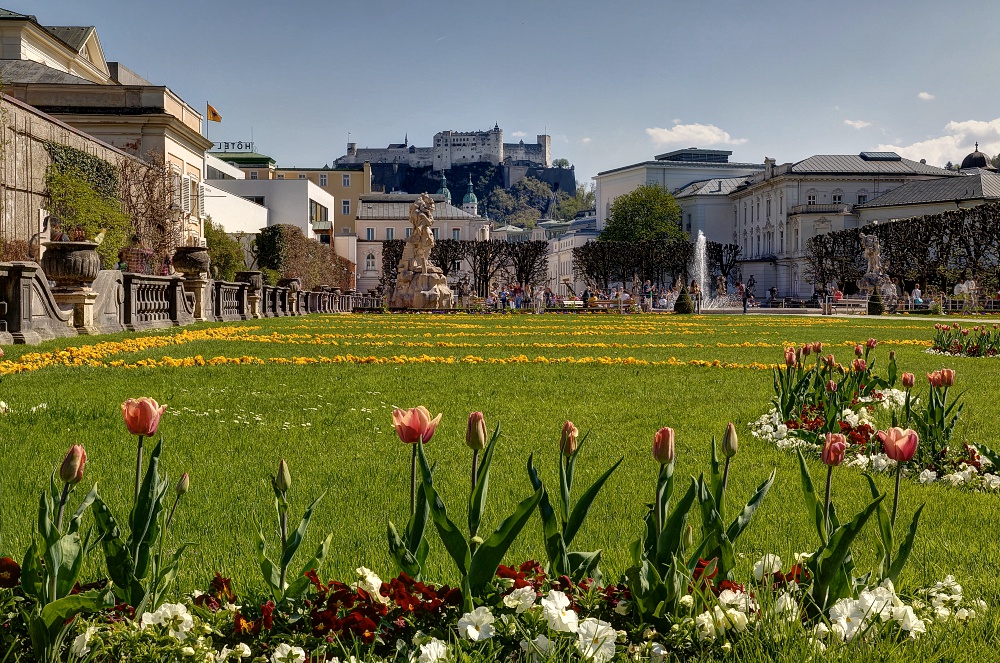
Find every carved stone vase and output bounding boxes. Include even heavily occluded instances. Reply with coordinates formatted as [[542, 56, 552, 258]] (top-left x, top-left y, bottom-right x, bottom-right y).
[[173, 246, 211, 278], [41, 241, 101, 290]]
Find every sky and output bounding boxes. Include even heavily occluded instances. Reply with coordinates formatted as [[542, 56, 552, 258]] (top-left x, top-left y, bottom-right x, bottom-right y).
[[12, 0, 1000, 183]]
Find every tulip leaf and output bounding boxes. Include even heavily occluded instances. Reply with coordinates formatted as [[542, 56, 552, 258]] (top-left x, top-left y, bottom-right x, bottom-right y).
[[283, 533, 333, 600], [564, 457, 622, 547], [887, 503, 924, 584], [67, 484, 98, 537], [658, 478, 697, 571], [558, 450, 571, 524], [468, 423, 500, 540], [709, 437, 723, 506], [656, 461, 674, 531], [468, 486, 543, 594], [256, 531, 281, 598], [279, 492, 325, 572], [147, 542, 191, 610], [725, 469, 776, 544], [796, 450, 827, 542], [863, 473, 893, 579], [695, 476, 737, 580], [388, 519, 421, 578], [812, 494, 884, 610], [39, 589, 114, 634], [129, 439, 169, 581], [568, 550, 602, 583], [19, 539, 44, 601], [978, 444, 1000, 471], [527, 454, 569, 576], [418, 442, 471, 576]]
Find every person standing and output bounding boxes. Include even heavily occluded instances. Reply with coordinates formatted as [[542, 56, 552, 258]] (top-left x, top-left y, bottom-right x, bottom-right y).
[[738, 280, 748, 314]]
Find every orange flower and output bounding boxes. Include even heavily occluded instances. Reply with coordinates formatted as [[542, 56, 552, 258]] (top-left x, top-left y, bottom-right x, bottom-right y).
[[561, 420, 579, 457], [121, 397, 167, 437], [653, 427, 675, 464], [59, 444, 87, 485], [392, 406, 442, 444]]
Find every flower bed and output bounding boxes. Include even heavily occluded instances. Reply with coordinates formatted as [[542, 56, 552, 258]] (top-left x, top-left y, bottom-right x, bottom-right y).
[[931, 322, 1000, 357], [750, 339, 1000, 489], [0, 396, 990, 661]]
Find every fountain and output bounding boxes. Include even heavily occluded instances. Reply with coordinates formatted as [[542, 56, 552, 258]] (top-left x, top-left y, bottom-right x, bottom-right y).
[[688, 231, 737, 310]]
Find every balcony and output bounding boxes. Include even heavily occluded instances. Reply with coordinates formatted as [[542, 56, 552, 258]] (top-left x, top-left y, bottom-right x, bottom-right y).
[[788, 204, 852, 215]]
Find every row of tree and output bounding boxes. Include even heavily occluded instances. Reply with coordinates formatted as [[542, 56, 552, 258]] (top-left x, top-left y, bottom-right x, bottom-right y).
[[381, 239, 550, 297], [572, 239, 741, 292], [804, 201, 1000, 294]]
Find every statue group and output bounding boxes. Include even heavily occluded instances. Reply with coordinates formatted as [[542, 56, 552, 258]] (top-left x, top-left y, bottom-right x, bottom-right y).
[[857, 232, 898, 310], [388, 193, 454, 309]]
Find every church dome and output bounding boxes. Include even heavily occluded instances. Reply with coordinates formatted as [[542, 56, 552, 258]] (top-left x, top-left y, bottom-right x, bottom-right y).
[[462, 175, 477, 205], [961, 142, 992, 169], [437, 173, 451, 203]]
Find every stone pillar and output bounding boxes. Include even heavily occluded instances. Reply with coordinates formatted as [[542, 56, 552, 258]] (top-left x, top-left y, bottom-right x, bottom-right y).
[[52, 289, 100, 335], [0, 262, 43, 344], [236, 271, 263, 319], [183, 278, 211, 322]]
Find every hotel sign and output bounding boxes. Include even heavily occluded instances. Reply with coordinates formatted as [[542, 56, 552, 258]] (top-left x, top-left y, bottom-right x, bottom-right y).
[[213, 141, 255, 152]]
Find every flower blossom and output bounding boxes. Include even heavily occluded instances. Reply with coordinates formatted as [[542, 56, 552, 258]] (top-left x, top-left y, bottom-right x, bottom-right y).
[[576, 618, 617, 663], [541, 589, 579, 633], [503, 585, 537, 613], [457, 606, 495, 641]]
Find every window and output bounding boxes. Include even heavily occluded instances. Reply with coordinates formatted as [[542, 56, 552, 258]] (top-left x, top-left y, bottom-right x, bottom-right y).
[[385, 228, 394, 240], [832, 193, 841, 204], [857, 194, 868, 204], [277, 174, 284, 179], [405, 227, 411, 238], [432, 228, 439, 240], [686, 214, 692, 231], [807, 194, 816, 205], [766, 198, 771, 218], [342, 199, 351, 216], [452, 228, 461, 240], [309, 200, 328, 224], [246, 195, 265, 206], [249, 171, 258, 180], [366, 228, 375, 241], [298, 174, 306, 179], [342, 174, 351, 187], [365, 253, 376, 271], [341, 227, 350, 235], [319, 174, 328, 186], [779, 195, 783, 214]]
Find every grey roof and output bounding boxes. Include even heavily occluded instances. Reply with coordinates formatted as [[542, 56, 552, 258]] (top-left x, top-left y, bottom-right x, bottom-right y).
[[0, 8, 33, 19], [0, 59, 94, 84], [857, 172, 1000, 209], [791, 154, 956, 176], [42, 26, 93, 52], [357, 194, 481, 221], [674, 176, 749, 197], [597, 159, 763, 177]]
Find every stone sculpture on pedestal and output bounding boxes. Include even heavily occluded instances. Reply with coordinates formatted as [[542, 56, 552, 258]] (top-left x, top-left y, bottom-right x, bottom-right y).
[[389, 193, 453, 309], [857, 232, 898, 311]]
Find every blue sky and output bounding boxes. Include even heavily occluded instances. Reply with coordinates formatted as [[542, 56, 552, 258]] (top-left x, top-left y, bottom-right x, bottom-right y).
[[12, 1, 1000, 181]]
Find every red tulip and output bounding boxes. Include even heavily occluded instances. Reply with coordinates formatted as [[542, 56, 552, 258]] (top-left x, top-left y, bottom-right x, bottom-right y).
[[826, 379, 838, 393], [962, 329, 970, 337], [784, 347, 796, 367], [58, 444, 87, 484], [866, 338, 878, 350], [852, 358, 867, 373], [561, 420, 579, 457], [821, 433, 847, 466], [889, 350, 896, 361], [940, 368, 955, 387], [824, 354, 836, 368], [392, 406, 442, 444], [465, 411, 487, 451], [0, 556, 19, 588], [802, 344, 812, 357], [877, 428, 919, 463], [901, 372, 915, 388], [854, 344, 864, 358], [122, 398, 167, 437], [812, 342, 823, 354], [653, 427, 675, 464]]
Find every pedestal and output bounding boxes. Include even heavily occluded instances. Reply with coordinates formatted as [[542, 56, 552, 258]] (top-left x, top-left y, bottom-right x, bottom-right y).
[[247, 294, 262, 319], [183, 278, 211, 322], [52, 289, 99, 335]]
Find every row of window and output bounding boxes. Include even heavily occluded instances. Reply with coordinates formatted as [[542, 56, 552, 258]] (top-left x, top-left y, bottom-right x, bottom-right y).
[[365, 227, 462, 241], [247, 172, 351, 187]]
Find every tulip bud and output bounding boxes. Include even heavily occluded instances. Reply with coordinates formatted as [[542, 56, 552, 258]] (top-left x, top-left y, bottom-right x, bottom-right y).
[[821, 433, 847, 466], [812, 342, 823, 354], [802, 344, 811, 357], [852, 358, 866, 373], [826, 379, 837, 393], [465, 412, 487, 451], [889, 350, 896, 361], [275, 459, 291, 492], [854, 344, 864, 358], [962, 329, 969, 337], [721, 422, 738, 459], [561, 421, 579, 457], [901, 372, 915, 388], [176, 472, 190, 496], [866, 338, 878, 350], [940, 368, 955, 387], [824, 354, 836, 368], [682, 523, 694, 552], [59, 445, 87, 484], [784, 347, 796, 367], [653, 427, 675, 464]]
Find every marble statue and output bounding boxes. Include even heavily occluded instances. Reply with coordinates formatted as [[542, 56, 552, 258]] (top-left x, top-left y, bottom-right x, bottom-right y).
[[388, 193, 454, 309]]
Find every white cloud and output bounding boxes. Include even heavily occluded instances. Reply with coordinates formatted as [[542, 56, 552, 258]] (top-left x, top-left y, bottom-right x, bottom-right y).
[[581, 137, 592, 144], [876, 117, 1000, 167], [917, 92, 935, 101], [511, 131, 527, 138], [844, 119, 872, 130], [645, 123, 747, 147]]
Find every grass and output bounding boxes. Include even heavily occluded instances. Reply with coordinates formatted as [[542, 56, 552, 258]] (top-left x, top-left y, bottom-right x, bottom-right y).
[[2, 312, 1000, 660]]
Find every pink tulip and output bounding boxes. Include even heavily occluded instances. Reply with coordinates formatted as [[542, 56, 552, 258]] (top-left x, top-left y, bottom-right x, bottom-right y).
[[466, 411, 487, 451], [866, 338, 878, 350], [854, 344, 864, 358], [802, 344, 812, 357], [821, 433, 847, 466], [812, 342, 823, 354], [561, 420, 579, 456], [122, 398, 167, 437], [901, 372, 915, 388], [392, 406, 442, 444], [826, 379, 838, 393], [852, 358, 867, 373], [59, 444, 87, 484], [653, 427, 675, 464], [940, 368, 955, 387], [877, 428, 919, 463], [824, 354, 836, 368], [784, 347, 796, 367]]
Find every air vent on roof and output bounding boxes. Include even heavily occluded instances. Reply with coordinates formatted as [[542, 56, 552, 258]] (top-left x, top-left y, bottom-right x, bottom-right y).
[[859, 152, 901, 161]]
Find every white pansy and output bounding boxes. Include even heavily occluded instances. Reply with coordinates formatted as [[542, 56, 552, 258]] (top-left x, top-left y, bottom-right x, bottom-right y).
[[982, 473, 1000, 490], [829, 598, 868, 642], [847, 455, 871, 470], [576, 618, 616, 663], [774, 591, 800, 620], [841, 408, 861, 428], [614, 599, 631, 615], [520, 634, 551, 663], [354, 567, 388, 603], [892, 605, 926, 637], [417, 638, 449, 663], [793, 551, 813, 565], [955, 608, 974, 622], [812, 622, 831, 639], [457, 606, 495, 641], [503, 586, 536, 613], [716, 606, 749, 633], [271, 643, 306, 663], [70, 626, 98, 658], [934, 606, 951, 622], [694, 610, 718, 641], [0, 401, 8, 414], [541, 590, 579, 633], [140, 603, 194, 641], [858, 586, 896, 620], [753, 553, 782, 581], [775, 424, 788, 440], [718, 588, 756, 613], [870, 454, 897, 473], [919, 469, 938, 484]]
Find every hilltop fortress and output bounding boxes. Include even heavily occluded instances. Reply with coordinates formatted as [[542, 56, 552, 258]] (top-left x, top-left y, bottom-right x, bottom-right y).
[[334, 124, 551, 171]]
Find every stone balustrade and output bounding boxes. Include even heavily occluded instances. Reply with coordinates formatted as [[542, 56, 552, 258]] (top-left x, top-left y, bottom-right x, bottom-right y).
[[122, 273, 194, 331], [213, 281, 250, 322]]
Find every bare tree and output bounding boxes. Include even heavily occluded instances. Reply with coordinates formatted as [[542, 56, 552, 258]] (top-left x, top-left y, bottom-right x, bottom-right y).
[[117, 143, 182, 254]]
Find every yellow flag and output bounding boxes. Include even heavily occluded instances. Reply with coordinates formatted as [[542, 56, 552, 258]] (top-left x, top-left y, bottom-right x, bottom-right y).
[[206, 103, 222, 122]]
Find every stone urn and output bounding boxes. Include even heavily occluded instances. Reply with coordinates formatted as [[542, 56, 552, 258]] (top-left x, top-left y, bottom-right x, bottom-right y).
[[277, 277, 301, 292], [41, 241, 101, 289], [235, 270, 263, 291], [173, 246, 211, 278]]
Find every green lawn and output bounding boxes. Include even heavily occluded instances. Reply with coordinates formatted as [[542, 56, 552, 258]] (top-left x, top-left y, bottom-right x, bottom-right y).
[[1, 312, 997, 615]]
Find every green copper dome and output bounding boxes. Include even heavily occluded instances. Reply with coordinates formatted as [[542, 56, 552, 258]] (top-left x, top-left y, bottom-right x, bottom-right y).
[[437, 173, 451, 203], [462, 174, 478, 205]]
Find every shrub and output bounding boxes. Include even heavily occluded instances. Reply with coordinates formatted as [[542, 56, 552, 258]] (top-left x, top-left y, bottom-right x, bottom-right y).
[[674, 286, 694, 314], [254, 225, 354, 290], [203, 218, 245, 281], [868, 286, 886, 315], [45, 169, 131, 268]]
